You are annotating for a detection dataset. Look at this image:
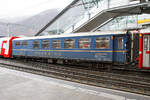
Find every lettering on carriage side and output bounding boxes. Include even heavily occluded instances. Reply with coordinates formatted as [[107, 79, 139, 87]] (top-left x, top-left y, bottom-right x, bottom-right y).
[[48, 52, 51, 56], [44, 52, 47, 56], [95, 53, 107, 58], [95, 53, 107, 56], [94, 52, 112, 61], [35, 51, 39, 55], [54, 52, 62, 57]]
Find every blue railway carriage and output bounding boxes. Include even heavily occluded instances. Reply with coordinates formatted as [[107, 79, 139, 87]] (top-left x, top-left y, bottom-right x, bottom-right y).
[[12, 31, 128, 64]]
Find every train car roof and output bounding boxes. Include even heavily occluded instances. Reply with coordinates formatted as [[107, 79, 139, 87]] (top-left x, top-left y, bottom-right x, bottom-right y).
[[14, 31, 127, 41], [0, 36, 5, 38], [0, 37, 12, 40], [140, 28, 150, 33]]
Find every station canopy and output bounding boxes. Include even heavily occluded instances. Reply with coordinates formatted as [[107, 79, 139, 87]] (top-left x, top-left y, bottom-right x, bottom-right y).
[[36, 0, 150, 36], [38, 0, 101, 36]]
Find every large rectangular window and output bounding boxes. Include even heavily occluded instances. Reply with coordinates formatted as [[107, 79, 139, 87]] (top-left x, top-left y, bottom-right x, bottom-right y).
[[118, 37, 123, 49], [53, 40, 61, 48], [79, 38, 91, 49], [42, 40, 49, 49], [64, 39, 75, 48], [33, 41, 39, 49], [15, 41, 20, 46], [22, 41, 28, 46], [95, 37, 110, 49]]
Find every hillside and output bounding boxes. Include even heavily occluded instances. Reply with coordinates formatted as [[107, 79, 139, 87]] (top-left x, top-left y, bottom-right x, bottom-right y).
[[17, 9, 59, 34], [0, 9, 59, 36]]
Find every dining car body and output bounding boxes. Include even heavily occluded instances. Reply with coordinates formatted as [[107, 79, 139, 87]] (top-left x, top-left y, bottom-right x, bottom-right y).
[[12, 31, 129, 64]]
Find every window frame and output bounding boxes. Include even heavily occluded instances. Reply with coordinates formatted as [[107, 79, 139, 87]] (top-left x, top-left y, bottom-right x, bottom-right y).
[[95, 37, 110, 49], [22, 41, 28, 46], [78, 38, 91, 49], [52, 40, 61, 49], [33, 40, 39, 49], [118, 37, 124, 49], [64, 39, 75, 49], [42, 40, 49, 49], [15, 41, 20, 46]]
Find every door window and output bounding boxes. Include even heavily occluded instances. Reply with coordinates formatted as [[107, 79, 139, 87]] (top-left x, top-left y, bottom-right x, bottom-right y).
[[118, 37, 123, 49], [144, 37, 148, 50]]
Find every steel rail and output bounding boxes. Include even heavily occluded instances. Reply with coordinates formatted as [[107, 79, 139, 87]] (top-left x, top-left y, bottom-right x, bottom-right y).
[[0, 58, 150, 96]]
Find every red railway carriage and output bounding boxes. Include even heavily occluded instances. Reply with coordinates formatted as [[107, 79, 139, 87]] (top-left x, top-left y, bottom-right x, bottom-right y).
[[0, 37, 18, 58], [139, 29, 150, 69]]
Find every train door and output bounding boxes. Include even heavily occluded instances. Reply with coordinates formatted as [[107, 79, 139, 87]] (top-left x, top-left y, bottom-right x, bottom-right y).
[[113, 35, 127, 63], [0, 37, 18, 58], [0, 38, 5, 56], [143, 35, 150, 68], [1, 40, 7, 56]]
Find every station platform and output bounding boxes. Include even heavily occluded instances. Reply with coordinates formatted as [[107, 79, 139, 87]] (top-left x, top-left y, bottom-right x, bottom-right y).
[[0, 66, 150, 100]]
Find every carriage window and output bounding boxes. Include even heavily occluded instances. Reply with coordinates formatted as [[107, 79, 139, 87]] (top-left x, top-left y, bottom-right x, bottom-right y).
[[118, 37, 123, 49], [53, 40, 61, 48], [144, 37, 148, 50], [64, 39, 75, 48], [22, 41, 28, 46], [95, 37, 110, 49], [33, 41, 39, 49], [79, 38, 91, 49], [15, 41, 20, 46], [42, 40, 49, 49]]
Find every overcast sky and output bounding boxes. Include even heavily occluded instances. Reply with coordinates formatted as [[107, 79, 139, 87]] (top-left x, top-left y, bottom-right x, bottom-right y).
[[0, 0, 73, 19]]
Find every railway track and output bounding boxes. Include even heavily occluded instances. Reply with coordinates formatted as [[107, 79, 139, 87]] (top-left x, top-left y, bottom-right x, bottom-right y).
[[0, 58, 150, 96]]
